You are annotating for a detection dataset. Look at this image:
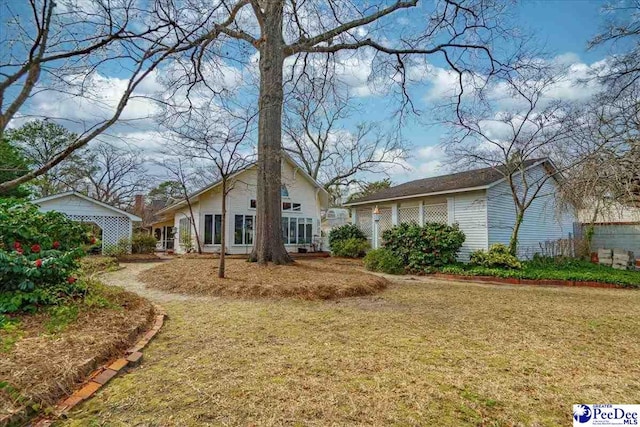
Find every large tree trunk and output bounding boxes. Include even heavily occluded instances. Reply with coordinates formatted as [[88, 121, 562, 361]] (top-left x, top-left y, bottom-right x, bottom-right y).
[[219, 179, 227, 278], [249, 0, 292, 265]]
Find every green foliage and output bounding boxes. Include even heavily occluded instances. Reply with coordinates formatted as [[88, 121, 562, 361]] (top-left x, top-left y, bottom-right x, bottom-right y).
[[5, 120, 79, 197], [130, 232, 157, 254], [0, 138, 30, 198], [0, 199, 90, 313], [0, 315, 22, 352], [331, 238, 370, 258], [382, 222, 466, 272], [148, 180, 183, 203], [329, 224, 367, 249], [441, 259, 640, 288], [470, 244, 522, 269], [46, 304, 80, 333], [363, 248, 404, 274]]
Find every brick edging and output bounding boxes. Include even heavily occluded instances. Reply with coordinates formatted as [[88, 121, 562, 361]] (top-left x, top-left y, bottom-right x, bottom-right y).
[[31, 304, 167, 426], [432, 273, 626, 289]]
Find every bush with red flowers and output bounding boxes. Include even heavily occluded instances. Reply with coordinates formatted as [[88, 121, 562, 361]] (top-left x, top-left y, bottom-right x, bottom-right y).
[[0, 199, 91, 313]]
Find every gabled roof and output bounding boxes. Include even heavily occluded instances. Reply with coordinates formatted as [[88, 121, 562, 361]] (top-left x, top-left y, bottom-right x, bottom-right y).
[[345, 158, 550, 206], [156, 153, 329, 215], [31, 191, 142, 221]]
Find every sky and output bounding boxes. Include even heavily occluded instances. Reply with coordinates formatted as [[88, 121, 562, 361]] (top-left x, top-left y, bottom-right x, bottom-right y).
[[7, 0, 622, 189]]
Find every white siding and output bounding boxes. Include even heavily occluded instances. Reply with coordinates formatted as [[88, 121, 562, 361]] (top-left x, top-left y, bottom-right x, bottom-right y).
[[450, 191, 489, 261], [486, 164, 576, 258], [166, 160, 324, 255]]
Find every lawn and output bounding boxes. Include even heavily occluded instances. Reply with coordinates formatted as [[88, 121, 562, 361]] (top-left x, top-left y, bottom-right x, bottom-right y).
[[60, 272, 640, 426]]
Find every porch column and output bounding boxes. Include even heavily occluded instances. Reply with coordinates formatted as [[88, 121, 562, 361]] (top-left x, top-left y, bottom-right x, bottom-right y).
[[351, 209, 358, 225], [447, 197, 455, 225], [391, 203, 399, 225], [418, 200, 424, 225]]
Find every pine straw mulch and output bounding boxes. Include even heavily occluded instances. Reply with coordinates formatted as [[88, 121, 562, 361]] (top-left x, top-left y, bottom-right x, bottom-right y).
[[138, 257, 387, 300], [0, 285, 155, 420]]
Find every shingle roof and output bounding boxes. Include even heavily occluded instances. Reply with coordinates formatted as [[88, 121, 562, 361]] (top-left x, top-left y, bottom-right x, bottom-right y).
[[345, 159, 547, 205]]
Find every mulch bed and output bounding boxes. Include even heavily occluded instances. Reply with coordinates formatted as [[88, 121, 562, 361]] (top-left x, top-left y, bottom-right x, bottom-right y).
[[138, 258, 387, 300], [0, 288, 155, 423], [116, 253, 163, 263]]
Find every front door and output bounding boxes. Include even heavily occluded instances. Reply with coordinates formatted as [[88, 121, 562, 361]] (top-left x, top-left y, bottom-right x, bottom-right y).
[[162, 226, 175, 250]]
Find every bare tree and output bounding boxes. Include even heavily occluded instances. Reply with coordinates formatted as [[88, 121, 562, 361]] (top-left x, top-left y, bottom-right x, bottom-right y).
[[163, 103, 255, 277], [158, 158, 205, 254], [74, 144, 149, 209], [444, 67, 583, 255], [283, 80, 408, 204], [166, 0, 516, 264], [0, 0, 242, 191]]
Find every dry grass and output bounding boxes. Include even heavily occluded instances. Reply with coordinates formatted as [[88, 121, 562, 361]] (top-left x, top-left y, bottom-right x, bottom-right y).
[[138, 258, 387, 300], [60, 277, 640, 426], [79, 256, 120, 275], [0, 284, 154, 419]]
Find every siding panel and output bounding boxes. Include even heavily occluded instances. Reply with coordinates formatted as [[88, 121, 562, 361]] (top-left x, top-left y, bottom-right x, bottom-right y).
[[451, 191, 488, 261], [486, 165, 576, 258]]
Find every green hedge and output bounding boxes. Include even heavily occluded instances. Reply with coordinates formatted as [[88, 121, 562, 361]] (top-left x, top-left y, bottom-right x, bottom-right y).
[[364, 248, 404, 274], [383, 222, 465, 273]]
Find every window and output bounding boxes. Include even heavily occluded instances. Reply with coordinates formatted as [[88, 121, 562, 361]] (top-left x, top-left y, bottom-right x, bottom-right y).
[[281, 185, 289, 197], [179, 217, 191, 247], [281, 217, 314, 244], [282, 201, 301, 211], [204, 214, 222, 245], [249, 199, 257, 209], [234, 214, 255, 245]]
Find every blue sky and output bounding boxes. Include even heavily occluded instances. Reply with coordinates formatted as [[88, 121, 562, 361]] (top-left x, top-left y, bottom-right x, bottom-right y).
[[9, 0, 621, 187]]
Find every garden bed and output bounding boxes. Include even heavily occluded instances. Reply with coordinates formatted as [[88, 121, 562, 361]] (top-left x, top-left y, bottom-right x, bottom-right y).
[[138, 258, 387, 300], [0, 282, 155, 424], [440, 261, 640, 288]]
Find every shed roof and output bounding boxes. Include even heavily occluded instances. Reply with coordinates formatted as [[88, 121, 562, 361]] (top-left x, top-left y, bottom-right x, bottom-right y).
[[31, 191, 142, 221]]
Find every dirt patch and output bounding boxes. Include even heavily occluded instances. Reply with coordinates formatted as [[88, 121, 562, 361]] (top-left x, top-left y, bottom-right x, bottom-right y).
[[138, 258, 387, 300], [0, 286, 154, 420]]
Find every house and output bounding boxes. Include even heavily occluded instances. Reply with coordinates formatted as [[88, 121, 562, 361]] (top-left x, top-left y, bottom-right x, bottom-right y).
[[151, 155, 330, 254], [32, 191, 142, 253], [344, 159, 576, 260], [577, 201, 640, 256]]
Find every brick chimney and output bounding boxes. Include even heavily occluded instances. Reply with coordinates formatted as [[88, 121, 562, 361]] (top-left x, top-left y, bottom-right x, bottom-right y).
[[133, 194, 145, 217]]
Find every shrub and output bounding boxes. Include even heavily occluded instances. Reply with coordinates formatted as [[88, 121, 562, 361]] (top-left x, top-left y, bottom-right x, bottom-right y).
[[331, 238, 369, 258], [364, 248, 404, 274], [329, 224, 367, 249], [130, 232, 157, 254], [470, 243, 522, 269], [382, 222, 465, 272], [0, 199, 89, 313]]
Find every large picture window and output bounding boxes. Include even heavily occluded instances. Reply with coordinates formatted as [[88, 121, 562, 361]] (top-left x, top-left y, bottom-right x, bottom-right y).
[[281, 217, 314, 244], [234, 214, 255, 245], [204, 214, 222, 245]]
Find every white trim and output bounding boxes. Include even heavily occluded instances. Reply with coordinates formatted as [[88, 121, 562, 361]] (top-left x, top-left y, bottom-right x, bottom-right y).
[[31, 191, 142, 221]]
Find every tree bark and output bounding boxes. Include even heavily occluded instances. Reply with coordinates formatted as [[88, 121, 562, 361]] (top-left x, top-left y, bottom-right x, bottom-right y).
[[249, 0, 292, 265], [508, 211, 524, 256], [219, 179, 227, 278]]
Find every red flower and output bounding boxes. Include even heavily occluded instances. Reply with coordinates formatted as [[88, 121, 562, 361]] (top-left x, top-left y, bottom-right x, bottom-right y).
[[67, 277, 77, 284], [52, 241, 60, 249], [89, 237, 96, 244], [35, 259, 42, 268], [16, 247, 23, 254], [13, 241, 21, 249], [31, 244, 41, 253]]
